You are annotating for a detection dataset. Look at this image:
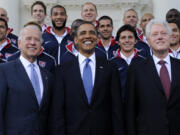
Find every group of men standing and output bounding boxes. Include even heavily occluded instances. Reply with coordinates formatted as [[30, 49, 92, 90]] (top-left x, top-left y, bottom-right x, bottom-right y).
[[0, 1, 180, 135]]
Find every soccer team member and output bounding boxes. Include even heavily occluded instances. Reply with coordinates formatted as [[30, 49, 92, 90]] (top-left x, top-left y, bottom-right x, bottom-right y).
[[0, 18, 18, 63], [42, 5, 72, 65], [110, 24, 145, 102], [31, 1, 48, 32], [0, 7, 18, 46], [168, 21, 180, 59], [97, 15, 119, 59], [123, 8, 150, 58], [81, 2, 98, 27], [140, 13, 154, 44]]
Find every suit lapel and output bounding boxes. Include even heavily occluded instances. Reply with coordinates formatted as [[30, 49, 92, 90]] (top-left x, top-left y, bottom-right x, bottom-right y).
[[39, 68, 49, 109], [73, 57, 90, 105], [168, 57, 180, 102], [15, 59, 39, 108], [147, 57, 165, 95], [90, 56, 105, 105]]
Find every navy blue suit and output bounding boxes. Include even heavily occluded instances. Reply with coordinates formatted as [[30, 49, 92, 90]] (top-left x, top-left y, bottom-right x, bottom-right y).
[[0, 59, 53, 135], [49, 53, 124, 135], [125, 56, 180, 135]]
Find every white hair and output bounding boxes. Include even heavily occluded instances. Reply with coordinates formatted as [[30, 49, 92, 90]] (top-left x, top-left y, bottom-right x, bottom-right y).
[[145, 19, 172, 38], [18, 25, 43, 43]]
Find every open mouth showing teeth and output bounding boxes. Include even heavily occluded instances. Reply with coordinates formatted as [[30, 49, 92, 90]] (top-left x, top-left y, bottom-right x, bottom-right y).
[[83, 41, 93, 45]]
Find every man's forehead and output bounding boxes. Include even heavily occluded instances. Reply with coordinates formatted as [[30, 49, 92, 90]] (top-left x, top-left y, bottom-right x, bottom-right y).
[[0, 8, 7, 15], [82, 3, 96, 11]]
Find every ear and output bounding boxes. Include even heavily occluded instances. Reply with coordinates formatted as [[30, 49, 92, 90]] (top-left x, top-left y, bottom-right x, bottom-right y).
[[18, 40, 21, 49], [135, 38, 138, 44], [74, 36, 78, 45]]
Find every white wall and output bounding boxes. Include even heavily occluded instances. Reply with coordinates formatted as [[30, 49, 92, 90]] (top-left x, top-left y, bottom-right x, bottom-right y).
[[152, 0, 180, 20]]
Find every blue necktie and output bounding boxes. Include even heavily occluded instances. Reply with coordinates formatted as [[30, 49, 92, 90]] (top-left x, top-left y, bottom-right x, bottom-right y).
[[83, 58, 93, 103], [30, 64, 41, 105]]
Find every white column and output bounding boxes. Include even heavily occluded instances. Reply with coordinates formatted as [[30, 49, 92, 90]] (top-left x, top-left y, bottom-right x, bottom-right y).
[[0, 0, 20, 35], [152, 0, 180, 20]]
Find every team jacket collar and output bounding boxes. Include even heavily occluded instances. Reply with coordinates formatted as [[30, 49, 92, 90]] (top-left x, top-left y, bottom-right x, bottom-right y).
[[7, 28, 13, 35], [45, 26, 71, 34], [98, 37, 117, 47], [136, 28, 144, 41], [115, 48, 138, 60], [66, 41, 78, 55], [0, 38, 12, 50]]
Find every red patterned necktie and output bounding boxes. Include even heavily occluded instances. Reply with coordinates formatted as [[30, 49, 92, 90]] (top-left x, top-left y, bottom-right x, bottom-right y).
[[158, 60, 171, 99]]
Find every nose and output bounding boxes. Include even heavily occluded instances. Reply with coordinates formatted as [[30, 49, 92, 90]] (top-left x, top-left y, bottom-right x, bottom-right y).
[[30, 39, 36, 45]]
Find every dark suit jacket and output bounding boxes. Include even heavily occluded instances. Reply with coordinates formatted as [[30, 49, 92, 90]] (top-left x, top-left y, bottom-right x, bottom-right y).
[[125, 56, 180, 135], [0, 59, 53, 135], [50, 55, 124, 135]]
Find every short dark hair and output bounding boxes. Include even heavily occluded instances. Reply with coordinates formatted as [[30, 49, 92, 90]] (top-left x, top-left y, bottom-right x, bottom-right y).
[[24, 21, 42, 32], [71, 19, 84, 39], [31, 1, 47, 15], [168, 20, 180, 31], [0, 17, 8, 30], [116, 24, 138, 41], [98, 15, 113, 27], [74, 21, 97, 37], [50, 5, 66, 16]]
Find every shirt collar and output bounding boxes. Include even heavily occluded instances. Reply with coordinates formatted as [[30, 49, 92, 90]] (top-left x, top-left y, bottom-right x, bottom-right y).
[[20, 55, 38, 68], [50, 27, 67, 38], [78, 52, 96, 65], [153, 54, 171, 65]]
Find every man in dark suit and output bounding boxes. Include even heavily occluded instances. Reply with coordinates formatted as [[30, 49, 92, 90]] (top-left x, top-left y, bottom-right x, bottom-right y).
[[0, 21, 53, 135], [49, 21, 124, 135], [125, 19, 180, 135]]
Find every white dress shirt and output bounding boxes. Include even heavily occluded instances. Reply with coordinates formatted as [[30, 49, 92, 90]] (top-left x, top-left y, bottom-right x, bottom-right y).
[[78, 52, 96, 86], [20, 55, 44, 98], [153, 54, 172, 81]]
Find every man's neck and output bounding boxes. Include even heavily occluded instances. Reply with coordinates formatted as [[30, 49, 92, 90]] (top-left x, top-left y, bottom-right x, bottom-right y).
[[101, 38, 111, 47], [52, 27, 66, 36], [153, 50, 169, 59], [121, 50, 134, 58], [170, 43, 180, 51]]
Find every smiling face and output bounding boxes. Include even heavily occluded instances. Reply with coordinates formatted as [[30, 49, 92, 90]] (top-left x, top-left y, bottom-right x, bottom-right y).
[[123, 10, 138, 28], [0, 8, 9, 22], [169, 23, 180, 47], [98, 19, 113, 40], [74, 23, 98, 57], [147, 24, 170, 56], [118, 30, 137, 54], [140, 13, 154, 33], [0, 20, 7, 43], [51, 7, 67, 30], [31, 4, 46, 25], [81, 3, 97, 24], [18, 27, 42, 63]]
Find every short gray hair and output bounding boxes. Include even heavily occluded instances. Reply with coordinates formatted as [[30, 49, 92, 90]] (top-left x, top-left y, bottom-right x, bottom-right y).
[[18, 25, 43, 43], [145, 19, 172, 38]]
